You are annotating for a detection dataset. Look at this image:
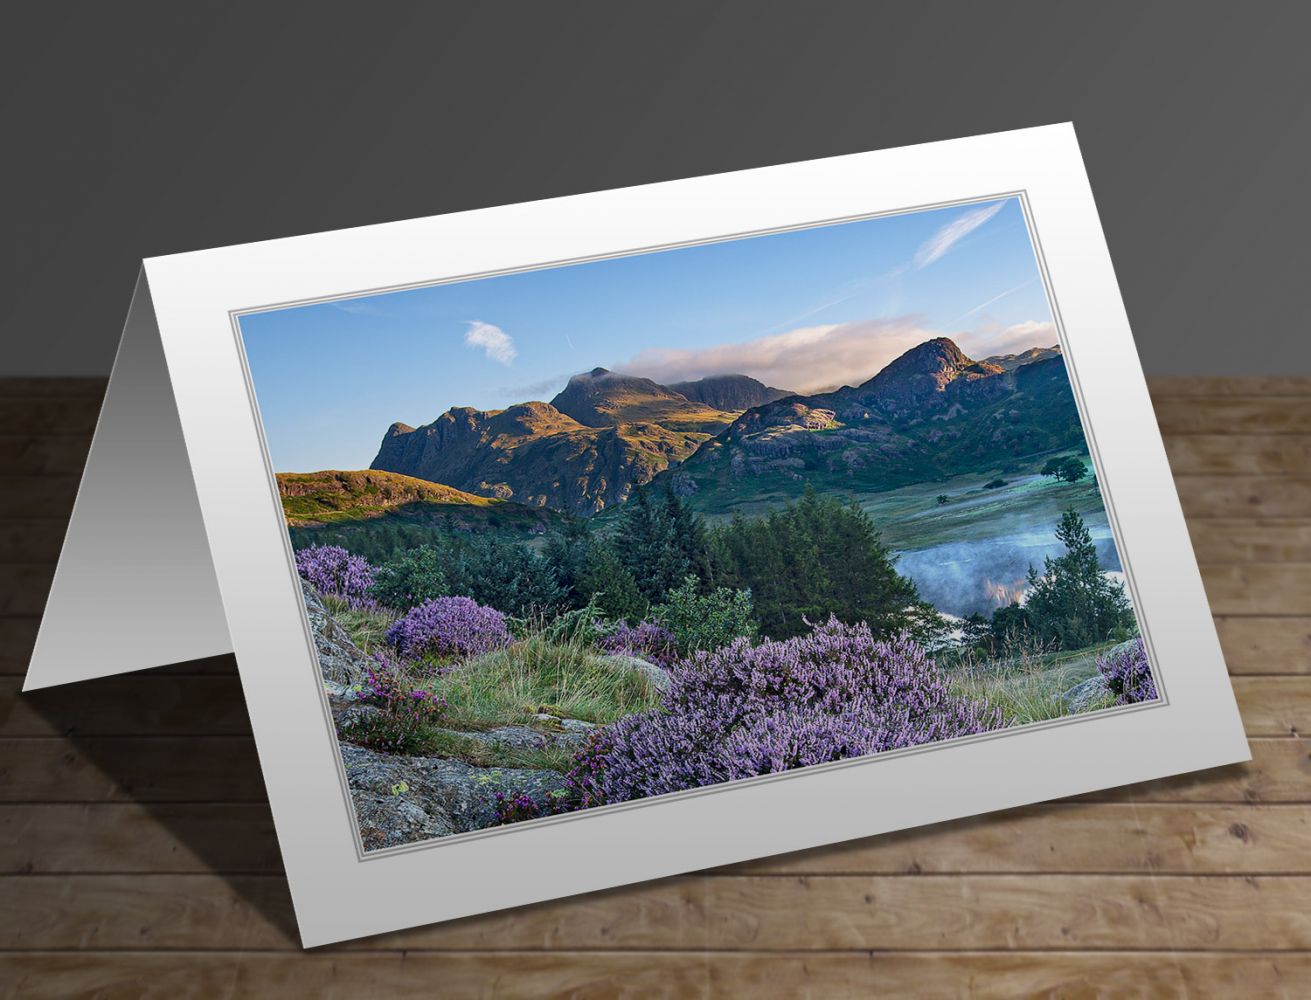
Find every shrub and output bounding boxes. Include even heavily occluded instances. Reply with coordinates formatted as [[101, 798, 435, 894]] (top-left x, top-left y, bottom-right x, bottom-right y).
[[652, 576, 756, 656], [984, 478, 1007, 490], [570, 618, 1002, 805], [340, 657, 448, 754], [295, 544, 376, 609], [369, 545, 448, 611], [1096, 638, 1157, 705], [600, 620, 678, 666], [539, 597, 609, 647], [386, 596, 512, 660]]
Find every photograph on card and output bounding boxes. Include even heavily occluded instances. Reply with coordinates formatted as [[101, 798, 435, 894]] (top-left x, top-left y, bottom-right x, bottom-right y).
[[237, 195, 1157, 851]]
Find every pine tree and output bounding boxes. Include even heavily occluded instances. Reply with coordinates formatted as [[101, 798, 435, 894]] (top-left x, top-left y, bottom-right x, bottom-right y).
[[1025, 509, 1133, 649]]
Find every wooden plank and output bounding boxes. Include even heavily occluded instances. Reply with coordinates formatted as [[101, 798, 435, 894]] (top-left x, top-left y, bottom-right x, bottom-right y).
[[1188, 519, 1311, 563], [0, 435, 91, 477], [729, 804, 1311, 876], [0, 564, 55, 615], [0, 953, 711, 999], [1176, 476, 1311, 518], [1153, 396, 1311, 436], [0, 738, 267, 802], [1071, 738, 1311, 803], [1165, 434, 1311, 476], [0, 520, 68, 563], [4, 872, 1311, 953], [5, 803, 1310, 876], [706, 952, 1311, 999], [1232, 677, 1310, 736], [0, 378, 106, 398], [0, 952, 1306, 1000], [1, 676, 251, 737], [1148, 375, 1311, 397], [0, 477, 78, 519], [1199, 564, 1311, 616], [1215, 617, 1311, 674], [0, 397, 103, 436]]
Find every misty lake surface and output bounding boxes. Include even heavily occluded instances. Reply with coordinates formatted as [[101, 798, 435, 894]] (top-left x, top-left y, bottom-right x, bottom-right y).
[[893, 512, 1122, 618]]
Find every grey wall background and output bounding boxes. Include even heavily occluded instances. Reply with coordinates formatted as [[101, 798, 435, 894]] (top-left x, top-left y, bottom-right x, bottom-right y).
[[4, 2, 1308, 376]]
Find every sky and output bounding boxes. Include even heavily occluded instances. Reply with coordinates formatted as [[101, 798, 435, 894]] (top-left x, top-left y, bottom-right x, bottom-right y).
[[240, 196, 1057, 472]]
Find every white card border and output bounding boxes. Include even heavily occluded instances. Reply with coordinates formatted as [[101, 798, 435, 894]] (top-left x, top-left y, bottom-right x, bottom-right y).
[[143, 124, 1248, 947]]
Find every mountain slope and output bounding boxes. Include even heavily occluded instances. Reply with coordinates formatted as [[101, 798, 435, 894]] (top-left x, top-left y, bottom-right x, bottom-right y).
[[549, 368, 734, 432], [278, 469, 561, 533], [666, 374, 793, 411], [981, 345, 1062, 371], [661, 338, 1085, 513], [370, 397, 714, 514]]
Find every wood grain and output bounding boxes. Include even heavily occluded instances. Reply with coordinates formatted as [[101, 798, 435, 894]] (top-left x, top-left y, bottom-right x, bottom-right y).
[[0, 376, 1308, 997]]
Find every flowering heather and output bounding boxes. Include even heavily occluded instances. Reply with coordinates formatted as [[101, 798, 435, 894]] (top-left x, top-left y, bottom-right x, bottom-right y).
[[570, 617, 1003, 805], [385, 596, 512, 660], [599, 620, 678, 666], [340, 656, 447, 754], [295, 544, 376, 610], [1096, 638, 1157, 705]]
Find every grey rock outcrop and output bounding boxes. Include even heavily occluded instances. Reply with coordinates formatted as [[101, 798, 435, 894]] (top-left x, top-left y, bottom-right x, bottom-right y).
[[302, 579, 373, 687]]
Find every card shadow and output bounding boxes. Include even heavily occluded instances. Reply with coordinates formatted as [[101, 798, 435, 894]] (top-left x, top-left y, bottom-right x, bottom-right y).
[[19, 655, 302, 946]]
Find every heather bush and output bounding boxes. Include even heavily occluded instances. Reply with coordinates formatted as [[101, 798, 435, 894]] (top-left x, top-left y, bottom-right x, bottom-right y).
[[295, 544, 376, 610], [652, 576, 755, 656], [385, 596, 512, 661], [1096, 637, 1157, 705], [599, 620, 678, 666], [339, 657, 448, 754], [570, 618, 1002, 804]]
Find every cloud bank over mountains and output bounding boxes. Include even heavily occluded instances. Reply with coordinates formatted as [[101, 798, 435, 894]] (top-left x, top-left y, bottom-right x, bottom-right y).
[[618, 317, 1056, 394]]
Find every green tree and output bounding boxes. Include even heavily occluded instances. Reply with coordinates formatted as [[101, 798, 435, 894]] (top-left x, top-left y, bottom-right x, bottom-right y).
[[1042, 456, 1088, 485], [936, 494, 949, 505], [653, 575, 756, 655], [709, 487, 927, 640], [369, 545, 448, 610], [1025, 509, 1133, 649], [578, 544, 648, 623]]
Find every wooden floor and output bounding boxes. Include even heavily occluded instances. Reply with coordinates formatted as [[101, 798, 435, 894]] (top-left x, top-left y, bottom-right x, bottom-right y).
[[0, 376, 1308, 998]]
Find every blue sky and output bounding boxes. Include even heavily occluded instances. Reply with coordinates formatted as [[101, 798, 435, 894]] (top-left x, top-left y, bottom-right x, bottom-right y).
[[240, 197, 1056, 472]]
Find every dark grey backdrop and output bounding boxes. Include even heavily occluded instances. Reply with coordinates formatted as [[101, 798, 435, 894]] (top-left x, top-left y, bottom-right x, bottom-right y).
[[5, 2, 1308, 375]]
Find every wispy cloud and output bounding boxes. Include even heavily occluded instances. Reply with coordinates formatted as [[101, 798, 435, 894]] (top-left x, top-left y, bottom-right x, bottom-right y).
[[464, 320, 517, 366], [912, 201, 1006, 270], [618, 315, 1056, 394], [944, 277, 1038, 328]]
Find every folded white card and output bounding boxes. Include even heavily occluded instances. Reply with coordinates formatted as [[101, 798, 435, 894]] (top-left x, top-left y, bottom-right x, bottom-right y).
[[26, 124, 1248, 947]]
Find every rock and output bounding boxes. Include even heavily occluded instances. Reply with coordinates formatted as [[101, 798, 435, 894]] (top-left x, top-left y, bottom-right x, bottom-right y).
[[339, 744, 568, 845], [352, 792, 456, 850], [1063, 675, 1112, 712], [455, 726, 550, 751], [597, 653, 671, 693], [302, 579, 374, 687], [554, 717, 599, 751]]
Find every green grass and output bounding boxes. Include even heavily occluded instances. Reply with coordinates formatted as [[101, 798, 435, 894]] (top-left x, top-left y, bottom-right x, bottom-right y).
[[321, 595, 396, 656], [943, 638, 1119, 725], [422, 633, 665, 733]]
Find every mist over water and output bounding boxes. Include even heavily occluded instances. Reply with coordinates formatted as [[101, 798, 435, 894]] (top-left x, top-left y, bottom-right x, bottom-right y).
[[894, 516, 1122, 618]]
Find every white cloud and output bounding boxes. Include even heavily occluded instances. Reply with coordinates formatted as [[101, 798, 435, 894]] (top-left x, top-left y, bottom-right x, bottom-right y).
[[956, 320, 1057, 360], [618, 316, 1057, 394], [464, 320, 517, 366], [913, 201, 1006, 269]]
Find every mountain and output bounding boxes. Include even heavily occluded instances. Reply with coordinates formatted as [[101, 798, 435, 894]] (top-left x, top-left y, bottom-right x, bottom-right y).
[[665, 374, 793, 411], [370, 396, 722, 514], [549, 368, 733, 432], [659, 338, 1085, 513], [980, 345, 1062, 371]]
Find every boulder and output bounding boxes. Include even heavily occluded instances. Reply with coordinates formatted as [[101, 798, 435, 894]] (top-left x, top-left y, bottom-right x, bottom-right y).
[[1062, 675, 1112, 712], [597, 653, 671, 693], [339, 744, 569, 846], [302, 579, 374, 686]]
